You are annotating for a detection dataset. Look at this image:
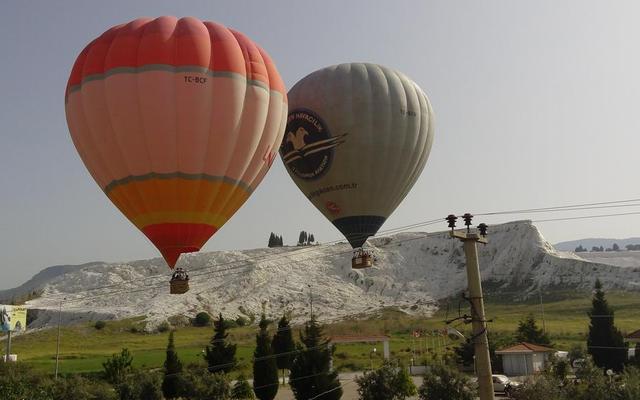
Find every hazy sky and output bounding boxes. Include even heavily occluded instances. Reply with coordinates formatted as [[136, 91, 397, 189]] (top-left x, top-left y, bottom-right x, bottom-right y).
[[2, 1, 640, 289]]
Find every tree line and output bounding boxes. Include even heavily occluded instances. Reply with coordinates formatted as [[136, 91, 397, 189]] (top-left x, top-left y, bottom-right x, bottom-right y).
[[267, 231, 317, 247], [574, 243, 640, 252]]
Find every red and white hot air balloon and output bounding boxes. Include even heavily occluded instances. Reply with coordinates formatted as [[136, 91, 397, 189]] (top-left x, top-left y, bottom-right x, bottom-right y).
[[65, 17, 287, 292]]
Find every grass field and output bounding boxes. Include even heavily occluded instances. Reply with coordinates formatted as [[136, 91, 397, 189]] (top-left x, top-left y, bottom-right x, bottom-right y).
[[4, 290, 640, 376]]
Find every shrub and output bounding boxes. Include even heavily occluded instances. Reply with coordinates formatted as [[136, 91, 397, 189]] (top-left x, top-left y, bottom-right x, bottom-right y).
[[231, 374, 255, 399], [157, 321, 171, 333], [194, 312, 212, 327], [117, 371, 163, 400], [94, 320, 106, 330], [182, 369, 231, 400], [418, 364, 476, 400], [0, 362, 53, 400], [356, 361, 417, 400], [236, 316, 249, 327], [52, 374, 117, 400], [102, 348, 133, 385]]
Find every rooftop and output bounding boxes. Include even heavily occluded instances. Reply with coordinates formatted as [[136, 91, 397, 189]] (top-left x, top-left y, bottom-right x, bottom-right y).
[[495, 342, 555, 354]]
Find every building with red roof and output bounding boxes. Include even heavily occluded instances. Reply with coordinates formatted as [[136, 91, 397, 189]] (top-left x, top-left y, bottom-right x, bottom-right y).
[[495, 342, 555, 376]]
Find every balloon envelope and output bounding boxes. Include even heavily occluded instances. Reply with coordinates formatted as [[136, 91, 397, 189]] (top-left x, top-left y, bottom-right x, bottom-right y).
[[280, 63, 434, 248], [65, 17, 287, 267]]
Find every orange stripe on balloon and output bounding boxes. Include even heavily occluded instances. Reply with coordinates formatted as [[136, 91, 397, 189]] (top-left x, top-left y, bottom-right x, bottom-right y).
[[107, 178, 250, 227]]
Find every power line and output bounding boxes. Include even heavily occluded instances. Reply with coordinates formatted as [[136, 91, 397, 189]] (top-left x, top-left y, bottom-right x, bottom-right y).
[[533, 211, 640, 223], [474, 198, 640, 217]]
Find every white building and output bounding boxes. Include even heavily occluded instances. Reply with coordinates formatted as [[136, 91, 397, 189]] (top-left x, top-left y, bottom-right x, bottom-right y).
[[495, 342, 555, 376]]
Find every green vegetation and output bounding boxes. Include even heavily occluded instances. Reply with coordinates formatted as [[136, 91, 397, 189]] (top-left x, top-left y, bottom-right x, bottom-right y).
[[204, 313, 237, 373], [6, 291, 640, 376], [289, 316, 341, 400], [271, 314, 295, 384], [192, 312, 211, 327], [419, 364, 476, 400], [252, 314, 278, 400], [355, 360, 416, 400], [587, 279, 627, 371], [515, 313, 551, 345], [161, 331, 183, 399]]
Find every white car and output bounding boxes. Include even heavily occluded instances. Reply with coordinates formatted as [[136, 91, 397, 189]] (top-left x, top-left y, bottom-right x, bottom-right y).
[[492, 374, 520, 394]]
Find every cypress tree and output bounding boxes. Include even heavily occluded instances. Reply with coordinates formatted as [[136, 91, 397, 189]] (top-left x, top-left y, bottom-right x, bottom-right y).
[[253, 314, 279, 400], [268, 233, 275, 248], [289, 316, 342, 400], [272, 314, 295, 385], [162, 331, 184, 399], [587, 279, 627, 372], [204, 313, 237, 373]]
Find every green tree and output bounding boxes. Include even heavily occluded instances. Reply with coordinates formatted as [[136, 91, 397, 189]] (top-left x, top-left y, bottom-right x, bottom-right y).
[[232, 374, 255, 399], [268, 232, 275, 247], [162, 331, 184, 399], [418, 364, 475, 400], [453, 332, 513, 372], [253, 314, 279, 400], [289, 316, 342, 400], [515, 314, 551, 345], [587, 279, 627, 372], [183, 369, 231, 400], [205, 313, 237, 373], [309, 234, 315, 244], [356, 361, 417, 400], [103, 348, 133, 385], [194, 311, 212, 327], [272, 314, 295, 384]]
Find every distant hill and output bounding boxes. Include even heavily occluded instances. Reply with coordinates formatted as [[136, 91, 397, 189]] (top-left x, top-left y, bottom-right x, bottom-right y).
[[554, 238, 640, 252], [4, 221, 640, 331]]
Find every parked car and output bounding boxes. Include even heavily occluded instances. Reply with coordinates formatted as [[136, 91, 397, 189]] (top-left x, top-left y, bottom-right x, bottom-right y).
[[492, 374, 520, 395]]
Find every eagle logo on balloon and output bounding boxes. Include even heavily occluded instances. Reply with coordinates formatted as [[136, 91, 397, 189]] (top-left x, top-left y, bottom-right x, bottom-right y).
[[280, 110, 347, 180]]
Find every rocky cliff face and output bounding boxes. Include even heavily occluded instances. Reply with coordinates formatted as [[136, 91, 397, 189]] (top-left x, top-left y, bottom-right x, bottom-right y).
[[3, 220, 637, 329]]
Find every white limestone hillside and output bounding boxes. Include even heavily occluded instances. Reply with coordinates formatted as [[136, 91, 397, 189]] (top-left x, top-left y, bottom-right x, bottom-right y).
[[3, 220, 639, 330]]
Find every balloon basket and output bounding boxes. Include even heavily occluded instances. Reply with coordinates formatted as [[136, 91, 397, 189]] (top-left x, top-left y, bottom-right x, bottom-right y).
[[169, 268, 190, 294], [170, 279, 189, 294], [352, 250, 373, 269]]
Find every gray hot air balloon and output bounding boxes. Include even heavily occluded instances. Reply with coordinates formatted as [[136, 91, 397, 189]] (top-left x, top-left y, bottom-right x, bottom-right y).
[[280, 63, 434, 268]]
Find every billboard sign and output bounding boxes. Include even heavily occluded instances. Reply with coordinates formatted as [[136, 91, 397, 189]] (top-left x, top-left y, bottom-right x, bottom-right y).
[[0, 305, 27, 332]]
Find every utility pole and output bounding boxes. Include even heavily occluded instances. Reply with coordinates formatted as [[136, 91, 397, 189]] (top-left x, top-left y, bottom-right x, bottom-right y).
[[308, 284, 314, 319], [54, 298, 64, 379], [447, 214, 494, 400], [4, 330, 11, 362], [539, 287, 546, 334]]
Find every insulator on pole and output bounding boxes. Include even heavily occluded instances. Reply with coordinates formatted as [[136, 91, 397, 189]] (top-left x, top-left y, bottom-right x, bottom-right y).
[[462, 213, 473, 231], [478, 223, 488, 237], [446, 215, 458, 231]]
